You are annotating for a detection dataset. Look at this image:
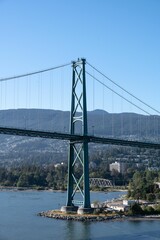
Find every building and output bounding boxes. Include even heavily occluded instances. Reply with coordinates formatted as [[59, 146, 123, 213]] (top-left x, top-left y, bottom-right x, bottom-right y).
[[106, 201, 129, 212], [109, 161, 127, 174], [123, 199, 136, 206]]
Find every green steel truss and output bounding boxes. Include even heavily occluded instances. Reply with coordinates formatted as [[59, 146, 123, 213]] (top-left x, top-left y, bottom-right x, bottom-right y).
[[66, 58, 91, 208]]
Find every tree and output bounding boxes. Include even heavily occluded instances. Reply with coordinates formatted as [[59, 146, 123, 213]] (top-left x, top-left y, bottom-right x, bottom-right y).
[[129, 203, 143, 215], [17, 174, 30, 187], [128, 170, 160, 201], [146, 193, 155, 202]]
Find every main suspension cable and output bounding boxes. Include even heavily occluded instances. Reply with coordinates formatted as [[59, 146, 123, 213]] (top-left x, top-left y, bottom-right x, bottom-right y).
[[0, 62, 71, 82], [86, 70, 150, 115], [87, 61, 160, 115]]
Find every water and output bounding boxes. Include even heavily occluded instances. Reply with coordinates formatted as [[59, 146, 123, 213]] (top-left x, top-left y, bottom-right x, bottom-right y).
[[0, 190, 160, 240]]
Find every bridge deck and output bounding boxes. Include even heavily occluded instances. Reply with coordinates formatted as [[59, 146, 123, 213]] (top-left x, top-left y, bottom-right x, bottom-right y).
[[0, 127, 160, 149]]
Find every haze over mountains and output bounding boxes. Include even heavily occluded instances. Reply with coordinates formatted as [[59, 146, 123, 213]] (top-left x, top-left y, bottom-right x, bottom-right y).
[[0, 109, 159, 166]]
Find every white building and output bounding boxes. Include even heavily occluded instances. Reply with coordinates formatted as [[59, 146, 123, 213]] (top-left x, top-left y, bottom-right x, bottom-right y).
[[106, 201, 129, 212], [123, 199, 136, 206], [109, 161, 126, 174]]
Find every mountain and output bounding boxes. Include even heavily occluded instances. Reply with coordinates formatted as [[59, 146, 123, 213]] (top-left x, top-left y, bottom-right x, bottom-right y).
[[0, 109, 159, 166]]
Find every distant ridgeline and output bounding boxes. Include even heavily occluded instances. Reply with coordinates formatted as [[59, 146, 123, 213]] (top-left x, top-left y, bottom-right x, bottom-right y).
[[0, 108, 159, 137], [0, 108, 159, 166]]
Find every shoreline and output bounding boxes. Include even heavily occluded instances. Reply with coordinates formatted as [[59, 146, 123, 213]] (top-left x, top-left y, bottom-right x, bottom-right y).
[[0, 186, 127, 193], [0, 186, 66, 192], [38, 210, 160, 222]]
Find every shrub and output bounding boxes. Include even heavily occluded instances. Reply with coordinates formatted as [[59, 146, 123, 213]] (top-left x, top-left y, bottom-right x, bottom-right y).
[[129, 203, 143, 215]]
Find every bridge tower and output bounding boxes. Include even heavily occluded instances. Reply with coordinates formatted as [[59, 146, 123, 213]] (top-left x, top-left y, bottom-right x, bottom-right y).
[[61, 58, 92, 214]]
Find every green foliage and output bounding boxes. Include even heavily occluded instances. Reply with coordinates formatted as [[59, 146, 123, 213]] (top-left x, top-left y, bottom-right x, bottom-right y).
[[146, 193, 156, 202], [128, 203, 143, 215], [155, 203, 160, 212], [143, 206, 155, 215], [0, 164, 67, 190], [127, 170, 160, 201]]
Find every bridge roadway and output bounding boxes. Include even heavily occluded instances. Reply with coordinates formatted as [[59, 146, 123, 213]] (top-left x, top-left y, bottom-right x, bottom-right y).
[[0, 126, 160, 149]]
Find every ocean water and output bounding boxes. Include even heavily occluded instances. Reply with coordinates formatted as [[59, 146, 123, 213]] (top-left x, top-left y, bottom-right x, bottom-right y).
[[0, 190, 159, 240]]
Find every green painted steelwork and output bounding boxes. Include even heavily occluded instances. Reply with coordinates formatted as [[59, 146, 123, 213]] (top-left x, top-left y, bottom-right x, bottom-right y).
[[66, 58, 91, 208]]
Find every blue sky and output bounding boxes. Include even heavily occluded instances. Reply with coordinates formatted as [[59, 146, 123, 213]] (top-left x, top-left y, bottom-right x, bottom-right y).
[[0, 0, 160, 113]]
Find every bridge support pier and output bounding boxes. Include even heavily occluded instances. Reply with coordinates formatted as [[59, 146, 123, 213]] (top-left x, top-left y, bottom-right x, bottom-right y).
[[61, 58, 92, 214]]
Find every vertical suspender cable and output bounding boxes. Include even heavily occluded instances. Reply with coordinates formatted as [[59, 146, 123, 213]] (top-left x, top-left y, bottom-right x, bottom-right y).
[[0, 81, 1, 111], [37, 73, 40, 129], [138, 114, 140, 141], [4, 80, 7, 127], [26, 76, 29, 129], [50, 70, 54, 132], [129, 97, 133, 138], [145, 115, 148, 139], [92, 68, 95, 136], [111, 84, 114, 137], [13, 78, 15, 126], [17, 77, 19, 128], [92, 69, 95, 111], [61, 67, 64, 133], [121, 90, 123, 137], [103, 78, 105, 136], [40, 73, 42, 129], [28, 75, 31, 129]]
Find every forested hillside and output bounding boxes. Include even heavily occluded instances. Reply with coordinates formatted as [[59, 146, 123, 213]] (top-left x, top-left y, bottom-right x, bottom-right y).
[[0, 108, 159, 166]]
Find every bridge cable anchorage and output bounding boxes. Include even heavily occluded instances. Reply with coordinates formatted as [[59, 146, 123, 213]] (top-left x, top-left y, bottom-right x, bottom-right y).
[[0, 62, 71, 82], [86, 70, 151, 115], [86, 61, 160, 115]]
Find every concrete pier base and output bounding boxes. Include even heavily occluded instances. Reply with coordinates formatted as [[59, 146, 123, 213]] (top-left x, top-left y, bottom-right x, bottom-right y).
[[61, 206, 94, 215], [77, 207, 94, 215], [61, 206, 78, 213]]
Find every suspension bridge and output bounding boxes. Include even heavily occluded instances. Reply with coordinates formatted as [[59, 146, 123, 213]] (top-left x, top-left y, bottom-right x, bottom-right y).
[[0, 58, 160, 213]]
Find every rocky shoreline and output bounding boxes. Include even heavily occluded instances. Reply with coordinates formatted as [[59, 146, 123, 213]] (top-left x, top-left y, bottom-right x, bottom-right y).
[[38, 210, 123, 222], [38, 210, 160, 222]]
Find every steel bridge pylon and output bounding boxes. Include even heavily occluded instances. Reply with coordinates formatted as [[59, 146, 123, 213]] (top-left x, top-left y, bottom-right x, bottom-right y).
[[61, 58, 92, 214]]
